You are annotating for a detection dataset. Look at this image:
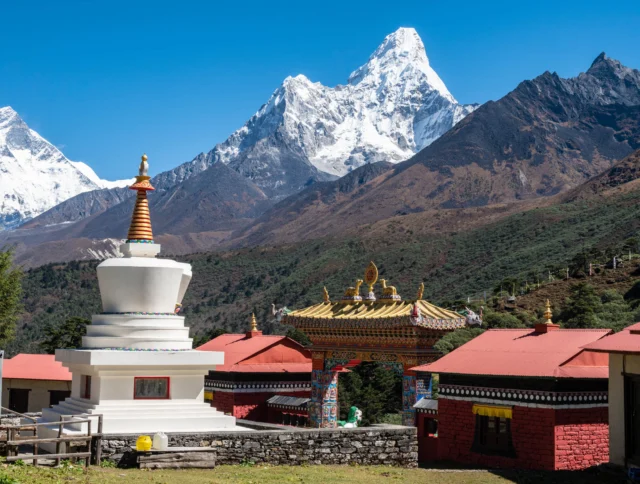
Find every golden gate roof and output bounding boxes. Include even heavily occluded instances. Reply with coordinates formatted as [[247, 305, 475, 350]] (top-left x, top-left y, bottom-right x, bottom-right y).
[[284, 299, 466, 330], [282, 262, 466, 331]]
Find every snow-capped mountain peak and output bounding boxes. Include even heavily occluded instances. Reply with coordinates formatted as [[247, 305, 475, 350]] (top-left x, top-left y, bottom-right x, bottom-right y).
[[208, 27, 478, 181], [70, 161, 134, 189], [348, 27, 452, 100], [0, 106, 132, 229]]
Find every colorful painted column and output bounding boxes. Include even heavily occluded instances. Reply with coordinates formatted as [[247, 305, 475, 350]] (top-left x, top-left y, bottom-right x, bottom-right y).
[[402, 364, 417, 426], [309, 352, 339, 428]]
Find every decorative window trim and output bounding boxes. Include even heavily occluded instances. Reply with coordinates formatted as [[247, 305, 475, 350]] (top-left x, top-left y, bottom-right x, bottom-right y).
[[205, 380, 311, 393], [133, 376, 170, 400], [440, 384, 607, 408], [472, 404, 513, 419]]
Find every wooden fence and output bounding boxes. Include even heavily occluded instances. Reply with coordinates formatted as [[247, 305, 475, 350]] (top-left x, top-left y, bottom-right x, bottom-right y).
[[1, 409, 103, 466]]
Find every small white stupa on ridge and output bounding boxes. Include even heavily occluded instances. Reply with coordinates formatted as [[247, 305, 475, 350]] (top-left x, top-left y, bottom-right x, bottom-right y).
[[38, 155, 236, 434]]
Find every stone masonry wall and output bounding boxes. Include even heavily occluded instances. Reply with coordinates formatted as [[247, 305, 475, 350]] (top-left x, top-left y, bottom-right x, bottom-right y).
[[100, 422, 417, 468], [211, 391, 234, 415], [212, 390, 311, 421], [554, 407, 609, 470], [437, 399, 556, 470], [437, 398, 609, 471]]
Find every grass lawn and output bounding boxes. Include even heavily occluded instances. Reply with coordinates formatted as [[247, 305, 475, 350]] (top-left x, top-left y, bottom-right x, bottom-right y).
[[0, 464, 625, 484]]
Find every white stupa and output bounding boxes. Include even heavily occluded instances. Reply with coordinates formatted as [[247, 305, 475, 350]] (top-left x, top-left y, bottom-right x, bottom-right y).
[[38, 155, 236, 435]]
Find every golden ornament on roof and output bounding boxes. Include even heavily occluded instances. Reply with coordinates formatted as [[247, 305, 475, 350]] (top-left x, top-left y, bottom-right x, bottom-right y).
[[416, 282, 424, 300], [364, 261, 378, 293], [323, 287, 330, 303], [543, 299, 553, 324], [343, 280, 363, 298], [250, 313, 258, 331]]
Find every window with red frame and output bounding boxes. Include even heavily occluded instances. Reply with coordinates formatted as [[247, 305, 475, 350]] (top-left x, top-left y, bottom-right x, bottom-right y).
[[134, 377, 170, 399], [80, 375, 91, 399]]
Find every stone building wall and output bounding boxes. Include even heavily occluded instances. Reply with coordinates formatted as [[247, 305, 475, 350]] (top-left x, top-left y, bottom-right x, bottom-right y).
[[100, 423, 417, 467], [437, 398, 608, 470], [211, 390, 311, 421], [437, 399, 556, 470], [554, 407, 609, 470]]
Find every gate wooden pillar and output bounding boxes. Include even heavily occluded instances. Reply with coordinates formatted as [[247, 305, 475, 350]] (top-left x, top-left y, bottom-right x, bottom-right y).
[[309, 351, 339, 428], [402, 363, 418, 426]]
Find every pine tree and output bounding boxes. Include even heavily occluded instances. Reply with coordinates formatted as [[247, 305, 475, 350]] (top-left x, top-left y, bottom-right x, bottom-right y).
[[559, 283, 603, 329], [433, 328, 485, 355], [0, 248, 23, 346], [40, 317, 90, 354]]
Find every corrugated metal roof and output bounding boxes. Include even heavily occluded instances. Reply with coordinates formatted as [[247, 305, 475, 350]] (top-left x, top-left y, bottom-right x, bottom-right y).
[[267, 395, 310, 407], [3, 354, 72, 381], [583, 323, 640, 354], [196, 333, 311, 372], [413, 398, 438, 410], [413, 328, 611, 379]]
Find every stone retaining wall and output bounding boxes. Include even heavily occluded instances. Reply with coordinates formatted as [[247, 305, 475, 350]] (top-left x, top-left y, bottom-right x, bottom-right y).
[[101, 422, 417, 468]]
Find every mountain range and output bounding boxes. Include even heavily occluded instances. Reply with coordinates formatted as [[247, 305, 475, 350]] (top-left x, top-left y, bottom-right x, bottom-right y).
[[0, 28, 474, 231], [1, 29, 640, 267], [0, 107, 131, 229], [233, 53, 640, 247]]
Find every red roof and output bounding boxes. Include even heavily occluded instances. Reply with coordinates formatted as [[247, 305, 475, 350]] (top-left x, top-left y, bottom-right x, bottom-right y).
[[583, 322, 640, 354], [413, 328, 611, 379], [196, 333, 311, 373], [3, 354, 72, 381]]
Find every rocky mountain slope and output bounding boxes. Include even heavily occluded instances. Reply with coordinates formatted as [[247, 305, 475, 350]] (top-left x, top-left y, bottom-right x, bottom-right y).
[[232, 53, 640, 247], [563, 149, 640, 201], [79, 162, 272, 239], [1, 162, 273, 266], [0, 107, 130, 229]]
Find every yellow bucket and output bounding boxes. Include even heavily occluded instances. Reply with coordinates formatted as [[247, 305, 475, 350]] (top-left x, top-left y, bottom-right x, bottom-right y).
[[136, 435, 152, 451]]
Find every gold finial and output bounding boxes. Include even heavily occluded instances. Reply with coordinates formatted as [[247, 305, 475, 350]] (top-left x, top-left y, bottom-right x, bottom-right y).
[[543, 299, 553, 324], [139, 153, 149, 177], [323, 287, 330, 303], [416, 282, 424, 300], [364, 261, 379, 294], [250, 313, 258, 331]]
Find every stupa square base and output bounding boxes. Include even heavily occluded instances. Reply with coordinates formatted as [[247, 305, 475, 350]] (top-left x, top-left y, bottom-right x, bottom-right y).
[[36, 349, 237, 435], [39, 397, 237, 434]]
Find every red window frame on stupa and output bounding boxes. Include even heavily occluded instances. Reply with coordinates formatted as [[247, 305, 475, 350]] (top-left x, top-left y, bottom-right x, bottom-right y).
[[133, 377, 171, 400]]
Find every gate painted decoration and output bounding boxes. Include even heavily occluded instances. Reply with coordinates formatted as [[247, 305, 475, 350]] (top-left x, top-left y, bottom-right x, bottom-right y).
[[282, 261, 469, 428]]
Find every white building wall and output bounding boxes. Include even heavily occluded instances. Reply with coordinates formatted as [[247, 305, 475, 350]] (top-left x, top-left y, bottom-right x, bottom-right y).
[[609, 353, 640, 466]]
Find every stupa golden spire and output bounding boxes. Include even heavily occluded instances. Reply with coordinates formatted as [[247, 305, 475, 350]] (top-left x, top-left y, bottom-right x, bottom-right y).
[[250, 313, 258, 332], [127, 154, 155, 242]]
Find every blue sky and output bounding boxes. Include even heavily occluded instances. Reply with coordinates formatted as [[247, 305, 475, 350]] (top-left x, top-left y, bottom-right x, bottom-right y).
[[1, 0, 638, 180]]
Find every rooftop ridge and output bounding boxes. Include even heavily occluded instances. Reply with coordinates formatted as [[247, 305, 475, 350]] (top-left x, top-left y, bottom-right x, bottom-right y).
[[487, 328, 611, 332]]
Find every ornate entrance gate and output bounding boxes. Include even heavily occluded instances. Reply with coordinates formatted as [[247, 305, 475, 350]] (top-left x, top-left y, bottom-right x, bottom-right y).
[[282, 262, 467, 428]]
